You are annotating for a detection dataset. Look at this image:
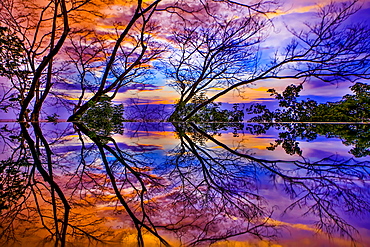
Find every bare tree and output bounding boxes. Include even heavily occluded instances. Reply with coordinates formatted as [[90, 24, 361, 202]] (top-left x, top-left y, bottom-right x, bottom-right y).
[[2, 0, 367, 123], [66, 0, 168, 121], [0, 0, 111, 121], [0, 0, 279, 122], [163, 8, 270, 121], [66, 0, 277, 122], [169, 0, 370, 121]]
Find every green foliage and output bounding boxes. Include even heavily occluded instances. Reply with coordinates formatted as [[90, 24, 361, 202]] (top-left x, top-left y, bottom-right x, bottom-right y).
[[171, 93, 244, 141], [246, 82, 370, 157], [173, 92, 244, 123], [174, 122, 243, 147], [247, 82, 370, 122], [46, 113, 59, 122], [0, 26, 26, 78], [247, 123, 370, 158], [0, 158, 29, 212], [0, 26, 29, 113], [81, 95, 125, 136], [315, 124, 370, 157]]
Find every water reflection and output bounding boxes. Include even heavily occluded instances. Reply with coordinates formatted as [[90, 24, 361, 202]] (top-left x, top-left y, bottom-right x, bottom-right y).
[[246, 123, 370, 158], [0, 122, 369, 246]]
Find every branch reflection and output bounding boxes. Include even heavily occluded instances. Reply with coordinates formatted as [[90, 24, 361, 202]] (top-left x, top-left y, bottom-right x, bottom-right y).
[[0, 122, 369, 246], [185, 122, 370, 244]]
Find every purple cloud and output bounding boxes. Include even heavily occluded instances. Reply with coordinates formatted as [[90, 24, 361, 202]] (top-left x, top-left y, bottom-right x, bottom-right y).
[[117, 83, 162, 93]]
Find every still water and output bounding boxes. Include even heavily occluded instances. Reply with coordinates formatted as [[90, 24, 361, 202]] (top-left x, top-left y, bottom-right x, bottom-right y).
[[0, 122, 369, 247]]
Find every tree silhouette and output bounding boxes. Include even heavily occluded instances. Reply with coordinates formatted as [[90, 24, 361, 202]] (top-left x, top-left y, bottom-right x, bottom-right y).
[[247, 82, 370, 123], [176, 1, 370, 121], [0, 0, 368, 122], [81, 94, 124, 136], [246, 82, 370, 157], [0, 27, 28, 113]]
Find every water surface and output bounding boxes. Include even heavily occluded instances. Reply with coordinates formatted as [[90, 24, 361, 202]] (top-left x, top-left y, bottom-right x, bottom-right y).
[[0, 122, 369, 247]]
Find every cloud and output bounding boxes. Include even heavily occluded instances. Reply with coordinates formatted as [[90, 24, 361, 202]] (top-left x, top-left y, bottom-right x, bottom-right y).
[[117, 83, 163, 93], [301, 79, 353, 98], [108, 142, 163, 152], [121, 97, 174, 106]]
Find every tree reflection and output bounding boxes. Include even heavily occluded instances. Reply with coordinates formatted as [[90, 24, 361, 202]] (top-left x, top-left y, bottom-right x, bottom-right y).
[[74, 122, 172, 246], [245, 123, 370, 158], [161, 123, 278, 246], [0, 121, 370, 246], [246, 82, 370, 157], [0, 122, 111, 247], [171, 123, 370, 244]]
